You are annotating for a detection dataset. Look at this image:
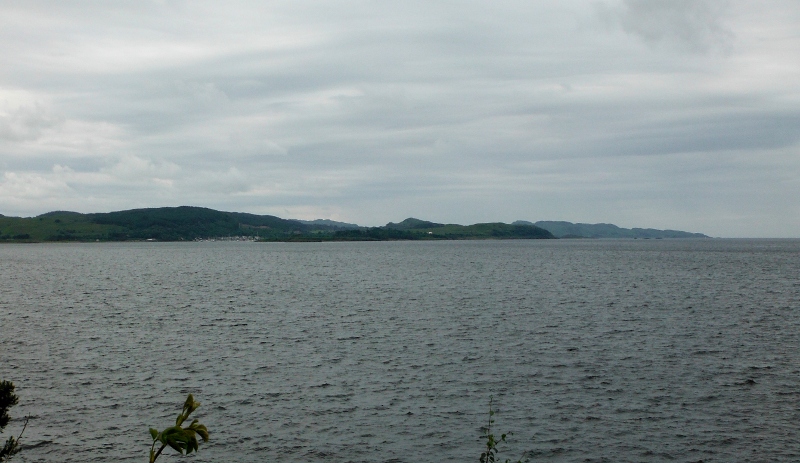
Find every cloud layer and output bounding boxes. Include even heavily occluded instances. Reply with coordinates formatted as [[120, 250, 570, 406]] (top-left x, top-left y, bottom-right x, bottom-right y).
[[1, 1, 799, 236]]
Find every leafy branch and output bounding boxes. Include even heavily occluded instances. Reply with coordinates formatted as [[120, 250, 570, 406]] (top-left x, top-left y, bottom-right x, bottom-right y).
[[480, 397, 522, 463], [148, 394, 209, 462]]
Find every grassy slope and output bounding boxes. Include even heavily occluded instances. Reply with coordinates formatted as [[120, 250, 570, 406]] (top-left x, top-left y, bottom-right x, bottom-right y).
[[0, 207, 308, 242], [0, 213, 123, 242]]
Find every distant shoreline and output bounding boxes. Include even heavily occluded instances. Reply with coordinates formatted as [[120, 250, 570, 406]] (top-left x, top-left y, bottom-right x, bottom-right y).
[[0, 206, 708, 243]]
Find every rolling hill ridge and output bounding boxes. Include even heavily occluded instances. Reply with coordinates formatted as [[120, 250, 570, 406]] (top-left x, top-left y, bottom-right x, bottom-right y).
[[0, 207, 706, 242]]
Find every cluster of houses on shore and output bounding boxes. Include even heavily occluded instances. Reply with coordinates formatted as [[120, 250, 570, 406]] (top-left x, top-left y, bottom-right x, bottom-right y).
[[191, 236, 260, 242]]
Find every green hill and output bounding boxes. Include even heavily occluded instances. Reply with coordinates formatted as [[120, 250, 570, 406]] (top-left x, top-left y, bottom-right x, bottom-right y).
[[380, 218, 554, 239], [0, 207, 309, 242], [384, 218, 446, 230], [3, 208, 708, 242], [416, 221, 555, 239], [0, 211, 124, 242], [268, 221, 555, 241]]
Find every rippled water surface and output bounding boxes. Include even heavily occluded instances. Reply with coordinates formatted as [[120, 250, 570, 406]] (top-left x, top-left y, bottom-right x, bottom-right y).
[[1, 239, 799, 462]]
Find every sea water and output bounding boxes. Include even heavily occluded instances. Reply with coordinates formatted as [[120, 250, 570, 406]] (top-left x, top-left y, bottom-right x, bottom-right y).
[[1, 239, 799, 462]]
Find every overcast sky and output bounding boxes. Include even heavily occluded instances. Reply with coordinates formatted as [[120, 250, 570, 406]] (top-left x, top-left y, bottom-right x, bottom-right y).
[[1, 1, 798, 237]]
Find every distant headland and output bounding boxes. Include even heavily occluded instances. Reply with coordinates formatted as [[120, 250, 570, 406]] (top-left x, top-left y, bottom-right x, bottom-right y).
[[513, 220, 708, 239], [0, 206, 708, 242]]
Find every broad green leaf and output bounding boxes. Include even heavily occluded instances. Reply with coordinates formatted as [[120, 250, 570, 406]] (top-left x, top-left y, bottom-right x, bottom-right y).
[[191, 424, 209, 441], [167, 440, 184, 454]]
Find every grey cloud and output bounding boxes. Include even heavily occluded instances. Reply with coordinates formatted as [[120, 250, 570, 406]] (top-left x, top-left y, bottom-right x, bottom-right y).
[[0, 1, 799, 236], [597, 0, 734, 53], [0, 104, 64, 142]]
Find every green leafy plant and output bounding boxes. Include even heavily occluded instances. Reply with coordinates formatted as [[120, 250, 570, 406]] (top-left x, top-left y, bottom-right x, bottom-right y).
[[148, 394, 209, 462], [480, 397, 522, 463], [0, 381, 28, 462]]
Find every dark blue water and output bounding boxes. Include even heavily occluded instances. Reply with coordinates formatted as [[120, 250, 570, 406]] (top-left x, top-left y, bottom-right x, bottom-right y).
[[1, 239, 799, 462]]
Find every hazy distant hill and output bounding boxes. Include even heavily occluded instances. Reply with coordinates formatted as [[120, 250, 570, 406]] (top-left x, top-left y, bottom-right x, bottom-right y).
[[297, 219, 362, 230], [515, 220, 708, 239], [228, 212, 309, 231]]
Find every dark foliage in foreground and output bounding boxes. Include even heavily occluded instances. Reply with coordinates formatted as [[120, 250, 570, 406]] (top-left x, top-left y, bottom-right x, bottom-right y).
[[0, 381, 26, 462], [481, 397, 524, 463], [148, 394, 208, 463]]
